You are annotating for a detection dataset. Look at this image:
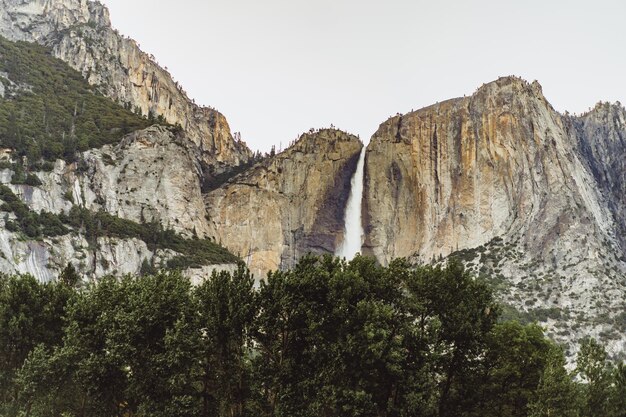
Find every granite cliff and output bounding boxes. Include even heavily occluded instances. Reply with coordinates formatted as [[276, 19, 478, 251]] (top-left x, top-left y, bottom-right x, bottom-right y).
[[362, 77, 626, 357], [0, 0, 624, 360], [0, 125, 236, 282], [0, 0, 250, 281], [570, 102, 626, 253], [205, 129, 362, 278]]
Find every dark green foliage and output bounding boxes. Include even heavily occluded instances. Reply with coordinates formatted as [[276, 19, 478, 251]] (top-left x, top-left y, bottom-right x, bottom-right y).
[[60, 206, 238, 267], [471, 322, 553, 417], [249, 257, 503, 417], [165, 236, 239, 269], [0, 186, 237, 265], [613, 362, 626, 417], [17, 271, 201, 417], [575, 337, 614, 417], [23, 173, 42, 186], [0, 274, 73, 413], [404, 260, 500, 417], [528, 346, 580, 417], [194, 265, 256, 417], [0, 36, 152, 165], [140, 258, 157, 276], [201, 150, 268, 193], [8, 163, 42, 186], [253, 256, 411, 417], [59, 263, 80, 288], [0, 257, 623, 417]]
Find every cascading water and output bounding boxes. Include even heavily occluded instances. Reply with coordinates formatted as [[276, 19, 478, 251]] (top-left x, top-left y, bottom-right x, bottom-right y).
[[336, 147, 366, 260]]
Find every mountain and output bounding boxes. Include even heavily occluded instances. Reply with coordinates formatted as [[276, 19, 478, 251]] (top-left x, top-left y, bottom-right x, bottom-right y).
[[362, 76, 625, 357], [0, 1, 623, 359], [0, 0, 252, 281], [0, 0, 251, 172]]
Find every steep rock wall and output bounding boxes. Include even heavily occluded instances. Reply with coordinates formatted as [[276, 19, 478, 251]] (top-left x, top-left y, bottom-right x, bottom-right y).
[[0, 126, 229, 281], [363, 77, 626, 357], [570, 102, 626, 255], [205, 129, 362, 278], [364, 77, 616, 262]]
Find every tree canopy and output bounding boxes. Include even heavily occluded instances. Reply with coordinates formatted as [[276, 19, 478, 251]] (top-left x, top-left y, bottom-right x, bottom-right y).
[[0, 256, 624, 417]]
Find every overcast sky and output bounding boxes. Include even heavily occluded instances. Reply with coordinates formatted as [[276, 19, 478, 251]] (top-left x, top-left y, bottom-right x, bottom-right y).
[[100, 0, 625, 152]]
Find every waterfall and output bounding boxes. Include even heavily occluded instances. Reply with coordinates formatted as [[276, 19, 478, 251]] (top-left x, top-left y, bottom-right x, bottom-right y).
[[336, 147, 366, 260]]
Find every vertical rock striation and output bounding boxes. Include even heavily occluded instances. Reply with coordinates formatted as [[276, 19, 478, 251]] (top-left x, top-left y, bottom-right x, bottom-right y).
[[570, 102, 626, 255], [364, 77, 617, 263]]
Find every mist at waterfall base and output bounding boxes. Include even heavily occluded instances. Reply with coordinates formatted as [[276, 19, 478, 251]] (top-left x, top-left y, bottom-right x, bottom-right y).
[[336, 148, 366, 260]]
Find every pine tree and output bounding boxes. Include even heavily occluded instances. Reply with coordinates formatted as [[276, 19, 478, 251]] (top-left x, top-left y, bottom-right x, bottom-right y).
[[576, 338, 613, 417], [612, 362, 626, 417], [528, 346, 580, 417], [59, 262, 80, 288]]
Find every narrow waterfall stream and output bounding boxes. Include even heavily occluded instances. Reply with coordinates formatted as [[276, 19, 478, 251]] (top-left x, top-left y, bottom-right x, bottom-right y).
[[336, 147, 366, 260]]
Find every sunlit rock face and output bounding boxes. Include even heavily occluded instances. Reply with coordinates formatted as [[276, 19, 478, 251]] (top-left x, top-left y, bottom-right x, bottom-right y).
[[363, 76, 626, 358], [0, 0, 251, 171], [205, 129, 362, 278], [364, 77, 615, 262]]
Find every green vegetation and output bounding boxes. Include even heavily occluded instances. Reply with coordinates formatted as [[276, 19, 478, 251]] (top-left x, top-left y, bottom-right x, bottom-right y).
[[0, 185, 68, 238], [59, 206, 238, 267], [0, 36, 153, 164], [8, 163, 43, 186], [0, 256, 624, 417], [0, 185, 237, 266]]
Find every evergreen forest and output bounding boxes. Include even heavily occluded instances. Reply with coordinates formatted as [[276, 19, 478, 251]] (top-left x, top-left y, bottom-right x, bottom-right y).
[[0, 36, 153, 165], [0, 256, 624, 417]]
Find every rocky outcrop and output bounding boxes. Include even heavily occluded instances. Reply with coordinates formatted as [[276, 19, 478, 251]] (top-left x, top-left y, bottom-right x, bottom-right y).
[[0, 225, 151, 282], [0, 125, 234, 281], [205, 129, 362, 278], [0, 0, 251, 171], [77, 126, 211, 238], [0, 1, 244, 282], [569, 102, 626, 254], [6, 126, 209, 238], [0, 222, 232, 284], [363, 77, 626, 357]]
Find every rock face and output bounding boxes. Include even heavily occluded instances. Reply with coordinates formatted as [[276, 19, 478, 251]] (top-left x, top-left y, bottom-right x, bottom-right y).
[[570, 103, 626, 253], [0, 126, 222, 281], [0, 0, 248, 282], [363, 76, 626, 358], [76, 126, 211, 238], [0, 0, 251, 171], [0, 226, 151, 282], [205, 129, 362, 278], [0, 1, 623, 359], [7, 126, 209, 238]]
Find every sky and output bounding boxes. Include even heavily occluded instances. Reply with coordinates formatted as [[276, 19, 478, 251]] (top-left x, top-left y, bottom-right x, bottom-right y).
[[100, 0, 626, 153]]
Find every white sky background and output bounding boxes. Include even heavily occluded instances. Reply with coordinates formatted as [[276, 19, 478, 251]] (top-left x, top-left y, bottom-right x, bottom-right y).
[[100, 0, 626, 153]]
